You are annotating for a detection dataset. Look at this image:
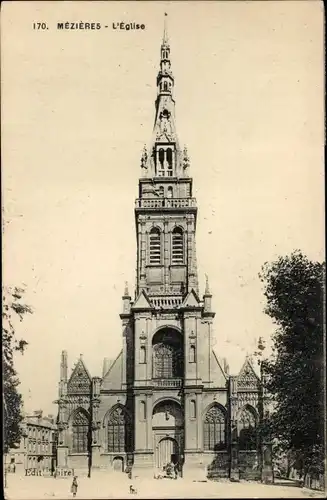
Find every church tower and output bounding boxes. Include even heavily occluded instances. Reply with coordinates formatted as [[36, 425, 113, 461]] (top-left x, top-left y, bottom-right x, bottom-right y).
[[127, 15, 226, 479], [56, 15, 270, 483], [136, 15, 198, 300]]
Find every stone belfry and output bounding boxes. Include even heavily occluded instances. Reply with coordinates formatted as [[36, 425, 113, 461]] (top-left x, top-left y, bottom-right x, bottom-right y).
[[136, 13, 198, 300]]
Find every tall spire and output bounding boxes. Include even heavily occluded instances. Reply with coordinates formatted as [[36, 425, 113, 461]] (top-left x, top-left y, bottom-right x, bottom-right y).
[[163, 12, 169, 45], [158, 13, 173, 89]]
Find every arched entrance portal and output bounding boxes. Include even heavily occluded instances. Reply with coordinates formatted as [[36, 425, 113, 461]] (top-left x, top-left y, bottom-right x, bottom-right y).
[[152, 400, 183, 472], [156, 437, 179, 470]]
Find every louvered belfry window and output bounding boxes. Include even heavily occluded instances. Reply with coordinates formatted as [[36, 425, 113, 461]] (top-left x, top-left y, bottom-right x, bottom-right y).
[[72, 410, 89, 453], [149, 228, 161, 265], [172, 227, 184, 264]]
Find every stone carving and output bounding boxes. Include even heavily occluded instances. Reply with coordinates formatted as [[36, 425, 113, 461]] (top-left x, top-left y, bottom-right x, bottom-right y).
[[91, 398, 101, 408], [237, 364, 258, 390], [156, 109, 175, 141], [91, 421, 101, 431], [139, 330, 147, 341], [65, 395, 90, 405], [141, 145, 148, 169], [73, 410, 89, 425], [67, 363, 91, 394], [239, 407, 256, 428], [204, 406, 225, 423], [238, 392, 258, 408], [108, 406, 129, 425], [183, 146, 190, 171]]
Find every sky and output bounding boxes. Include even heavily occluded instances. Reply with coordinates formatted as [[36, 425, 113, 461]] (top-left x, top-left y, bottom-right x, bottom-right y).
[[2, 1, 324, 416]]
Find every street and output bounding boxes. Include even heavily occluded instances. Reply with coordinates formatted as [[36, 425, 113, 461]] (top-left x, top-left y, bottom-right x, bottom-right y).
[[4, 474, 326, 499]]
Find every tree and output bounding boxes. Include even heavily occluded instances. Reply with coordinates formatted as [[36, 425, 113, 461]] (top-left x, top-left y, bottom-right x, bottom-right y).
[[2, 285, 32, 454], [259, 250, 325, 480]]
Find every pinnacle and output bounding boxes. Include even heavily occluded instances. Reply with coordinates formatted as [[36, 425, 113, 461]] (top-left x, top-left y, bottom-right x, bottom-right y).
[[124, 281, 129, 296], [204, 274, 211, 295]]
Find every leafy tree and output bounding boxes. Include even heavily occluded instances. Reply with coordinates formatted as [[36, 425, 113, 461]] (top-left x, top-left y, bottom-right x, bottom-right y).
[[259, 250, 325, 480], [2, 286, 32, 454]]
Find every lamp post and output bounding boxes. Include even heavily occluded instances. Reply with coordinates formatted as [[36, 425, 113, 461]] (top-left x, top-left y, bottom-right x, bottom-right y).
[[254, 337, 273, 484]]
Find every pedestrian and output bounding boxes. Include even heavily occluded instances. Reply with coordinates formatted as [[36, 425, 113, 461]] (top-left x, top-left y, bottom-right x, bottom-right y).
[[71, 476, 78, 498]]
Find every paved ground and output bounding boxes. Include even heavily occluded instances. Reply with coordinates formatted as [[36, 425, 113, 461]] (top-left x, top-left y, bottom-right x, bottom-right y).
[[4, 474, 326, 499]]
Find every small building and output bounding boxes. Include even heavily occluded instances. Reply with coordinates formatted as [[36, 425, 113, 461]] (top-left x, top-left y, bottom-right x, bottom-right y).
[[5, 410, 57, 474]]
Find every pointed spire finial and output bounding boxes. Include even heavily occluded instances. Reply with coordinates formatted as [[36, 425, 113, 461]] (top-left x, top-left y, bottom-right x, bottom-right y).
[[79, 353, 83, 360], [124, 281, 129, 296], [163, 12, 169, 45]]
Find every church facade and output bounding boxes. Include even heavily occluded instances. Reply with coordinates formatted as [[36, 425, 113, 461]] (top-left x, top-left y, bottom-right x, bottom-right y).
[[56, 22, 272, 482]]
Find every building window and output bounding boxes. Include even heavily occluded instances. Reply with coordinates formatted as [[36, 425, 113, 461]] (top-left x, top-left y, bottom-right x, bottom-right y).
[[171, 227, 184, 264], [238, 406, 257, 451], [167, 186, 173, 198], [149, 227, 161, 265], [158, 186, 164, 197], [190, 400, 196, 419], [189, 345, 196, 363], [203, 405, 226, 451], [152, 343, 182, 379], [107, 407, 127, 452], [72, 410, 89, 453], [158, 148, 165, 172], [166, 148, 173, 172], [140, 346, 146, 364]]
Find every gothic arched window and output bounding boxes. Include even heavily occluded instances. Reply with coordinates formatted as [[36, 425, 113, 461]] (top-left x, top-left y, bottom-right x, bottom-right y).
[[167, 186, 173, 198], [238, 406, 257, 451], [107, 407, 127, 452], [158, 186, 164, 197], [203, 405, 226, 451], [72, 410, 89, 453], [163, 81, 168, 91], [152, 343, 182, 379], [171, 227, 184, 265], [149, 228, 161, 265]]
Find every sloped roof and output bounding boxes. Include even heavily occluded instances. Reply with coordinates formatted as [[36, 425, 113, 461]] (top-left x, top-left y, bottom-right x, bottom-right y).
[[67, 356, 92, 393]]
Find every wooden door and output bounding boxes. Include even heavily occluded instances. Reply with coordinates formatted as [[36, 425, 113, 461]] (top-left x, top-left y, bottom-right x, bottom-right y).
[[156, 437, 178, 470], [112, 456, 124, 472]]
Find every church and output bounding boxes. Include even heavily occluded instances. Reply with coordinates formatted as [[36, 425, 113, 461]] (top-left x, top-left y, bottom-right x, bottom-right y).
[[56, 19, 273, 482]]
